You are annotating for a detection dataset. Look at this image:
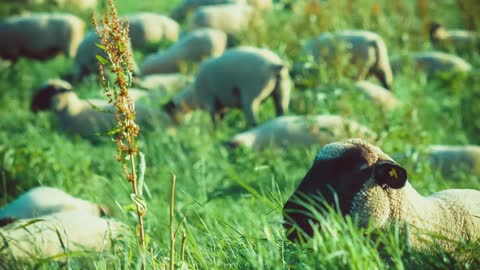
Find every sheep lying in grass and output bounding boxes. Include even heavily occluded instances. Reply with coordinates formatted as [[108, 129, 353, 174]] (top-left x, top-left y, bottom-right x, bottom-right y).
[[170, 0, 247, 21], [225, 115, 376, 150], [427, 145, 480, 179], [163, 46, 291, 127], [303, 30, 393, 91], [125, 13, 180, 51], [0, 13, 85, 61], [0, 211, 125, 263], [283, 138, 480, 253], [30, 79, 172, 140], [140, 28, 227, 75], [190, 4, 254, 35], [393, 51, 472, 77], [0, 187, 109, 220], [430, 23, 478, 53], [73, 30, 139, 82], [354, 81, 401, 110]]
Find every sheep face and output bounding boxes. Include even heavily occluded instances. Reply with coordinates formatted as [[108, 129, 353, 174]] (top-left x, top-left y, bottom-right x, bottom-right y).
[[283, 139, 407, 242], [30, 80, 72, 112]]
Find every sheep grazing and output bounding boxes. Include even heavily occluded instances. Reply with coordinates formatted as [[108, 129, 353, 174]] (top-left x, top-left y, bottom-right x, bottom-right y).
[[303, 30, 393, 91], [134, 73, 191, 93], [140, 28, 227, 75], [283, 138, 480, 253], [125, 13, 180, 51], [163, 46, 291, 127], [354, 81, 401, 110], [30, 79, 172, 140], [0, 211, 125, 264], [190, 4, 254, 35], [225, 115, 376, 150], [170, 0, 247, 21], [0, 186, 109, 220], [0, 13, 85, 61], [430, 23, 478, 53], [393, 51, 472, 77], [72, 30, 139, 82], [427, 145, 480, 179]]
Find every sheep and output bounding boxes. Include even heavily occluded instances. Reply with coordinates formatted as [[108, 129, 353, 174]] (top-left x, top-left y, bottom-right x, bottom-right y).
[[354, 81, 401, 110], [0, 13, 85, 61], [30, 79, 172, 140], [303, 30, 393, 91], [427, 145, 480, 179], [189, 4, 254, 35], [125, 13, 180, 51], [163, 46, 291, 127], [430, 23, 478, 53], [0, 211, 125, 263], [392, 51, 472, 77], [140, 28, 227, 75], [225, 115, 376, 150], [283, 138, 480, 253], [72, 30, 139, 82], [0, 186, 109, 220], [134, 73, 191, 93], [170, 0, 247, 21]]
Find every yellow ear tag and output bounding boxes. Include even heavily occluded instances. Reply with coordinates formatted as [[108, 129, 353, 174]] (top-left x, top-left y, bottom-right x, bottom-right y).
[[388, 168, 398, 179]]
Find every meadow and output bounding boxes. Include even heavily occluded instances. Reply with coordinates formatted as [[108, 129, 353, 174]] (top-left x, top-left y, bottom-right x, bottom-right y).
[[0, 0, 479, 269]]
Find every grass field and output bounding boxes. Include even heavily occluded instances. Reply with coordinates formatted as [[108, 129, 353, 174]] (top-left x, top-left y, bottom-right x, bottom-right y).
[[0, 0, 479, 269]]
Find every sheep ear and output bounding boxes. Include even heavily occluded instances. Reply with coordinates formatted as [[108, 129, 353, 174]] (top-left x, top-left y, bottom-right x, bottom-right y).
[[374, 160, 407, 189]]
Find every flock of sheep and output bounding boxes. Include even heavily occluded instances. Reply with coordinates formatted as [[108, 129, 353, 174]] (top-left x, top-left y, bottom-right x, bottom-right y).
[[1, 0, 479, 265]]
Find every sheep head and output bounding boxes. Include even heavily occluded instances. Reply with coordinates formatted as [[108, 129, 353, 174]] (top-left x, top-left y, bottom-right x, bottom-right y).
[[283, 138, 408, 242], [31, 79, 72, 112]]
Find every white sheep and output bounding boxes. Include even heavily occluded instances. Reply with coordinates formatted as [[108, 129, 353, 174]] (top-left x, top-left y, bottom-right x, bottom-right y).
[[72, 29, 139, 82], [427, 144, 480, 179], [303, 30, 393, 91], [140, 28, 227, 75], [170, 0, 247, 21], [134, 73, 191, 93], [430, 23, 478, 53], [393, 51, 472, 77], [0, 13, 85, 61], [354, 81, 401, 110], [163, 46, 291, 127], [30, 79, 172, 140], [125, 13, 180, 51], [0, 187, 108, 220], [0, 211, 125, 263], [283, 138, 480, 253], [190, 4, 254, 35], [225, 115, 376, 150]]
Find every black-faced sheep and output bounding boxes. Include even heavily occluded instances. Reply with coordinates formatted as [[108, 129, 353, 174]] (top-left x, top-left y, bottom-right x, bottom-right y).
[[430, 23, 478, 53], [190, 4, 254, 35], [72, 29, 139, 82], [125, 13, 180, 51], [170, 0, 247, 21], [303, 30, 393, 91], [427, 145, 480, 179], [30, 79, 172, 140], [354, 81, 401, 110], [392, 51, 472, 77], [140, 28, 227, 75], [0, 13, 85, 61], [163, 46, 291, 127], [225, 115, 376, 150], [283, 138, 480, 253], [0, 187, 109, 220], [0, 211, 125, 263]]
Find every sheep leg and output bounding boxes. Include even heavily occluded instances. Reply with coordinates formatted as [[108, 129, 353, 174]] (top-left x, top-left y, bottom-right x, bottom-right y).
[[242, 99, 259, 127], [371, 68, 392, 91], [272, 87, 285, 116]]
